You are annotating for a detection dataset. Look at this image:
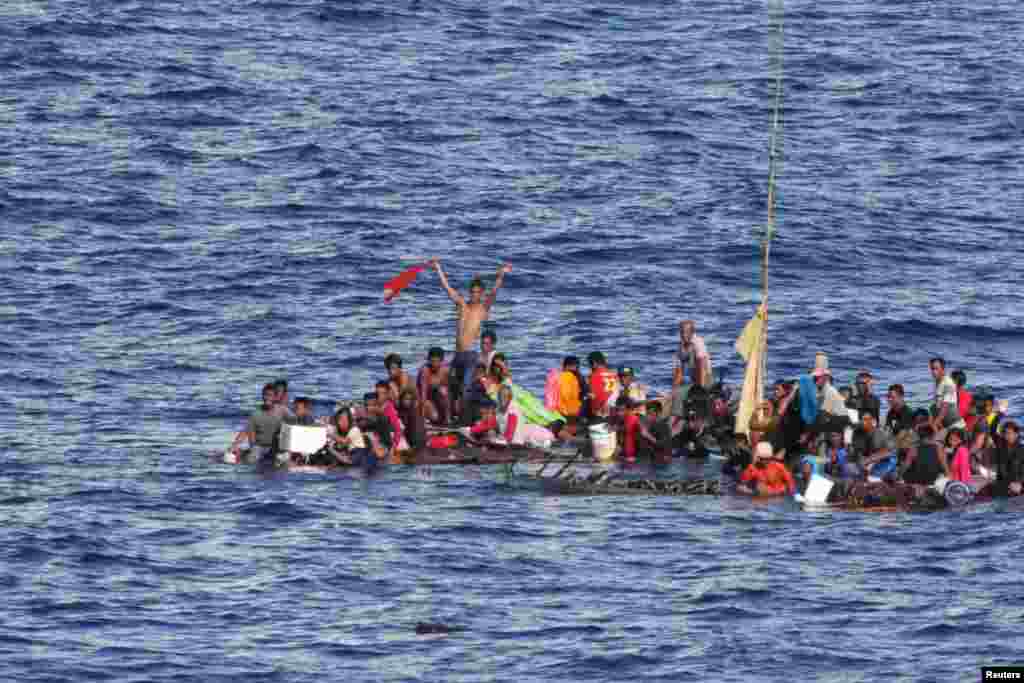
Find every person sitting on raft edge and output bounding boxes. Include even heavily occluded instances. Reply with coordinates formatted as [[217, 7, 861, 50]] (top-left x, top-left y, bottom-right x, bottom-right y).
[[465, 397, 501, 441], [385, 353, 413, 400], [227, 382, 283, 463], [360, 391, 395, 464], [417, 346, 451, 425], [852, 412, 897, 480], [321, 406, 373, 469]]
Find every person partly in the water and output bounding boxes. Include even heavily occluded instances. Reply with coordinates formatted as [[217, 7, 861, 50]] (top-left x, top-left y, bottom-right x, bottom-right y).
[[738, 441, 795, 496], [637, 400, 673, 462], [228, 383, 283, 462]]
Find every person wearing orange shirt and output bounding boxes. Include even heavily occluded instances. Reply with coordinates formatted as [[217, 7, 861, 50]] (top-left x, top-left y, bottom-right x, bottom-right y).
[[558, 356, 583, 419], [739, 442, 796, 496]]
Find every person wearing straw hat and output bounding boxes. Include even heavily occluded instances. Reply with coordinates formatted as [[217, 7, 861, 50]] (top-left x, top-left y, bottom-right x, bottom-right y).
[[812, 352, 847, 419], [806, 352, 852, 462]]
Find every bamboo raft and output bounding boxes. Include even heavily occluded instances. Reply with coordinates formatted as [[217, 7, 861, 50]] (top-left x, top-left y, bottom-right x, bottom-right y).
[[542, 473, 723, 496], [230, 441, 587, 468]]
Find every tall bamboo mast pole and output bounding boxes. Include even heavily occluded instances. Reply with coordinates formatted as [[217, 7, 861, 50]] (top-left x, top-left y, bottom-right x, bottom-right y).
[[759, 0, 784, 390], [764, 0, 784, 306]]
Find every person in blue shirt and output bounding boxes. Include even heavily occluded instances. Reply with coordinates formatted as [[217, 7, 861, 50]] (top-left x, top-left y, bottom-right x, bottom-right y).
[[825, 430, 859, 479]]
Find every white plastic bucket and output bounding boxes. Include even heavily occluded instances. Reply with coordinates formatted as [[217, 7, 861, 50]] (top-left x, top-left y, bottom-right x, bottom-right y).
[[589, 423, 618, 462]]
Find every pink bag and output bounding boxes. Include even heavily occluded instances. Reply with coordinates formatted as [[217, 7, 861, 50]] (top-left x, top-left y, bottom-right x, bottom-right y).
[[544, 368, 561, 411]]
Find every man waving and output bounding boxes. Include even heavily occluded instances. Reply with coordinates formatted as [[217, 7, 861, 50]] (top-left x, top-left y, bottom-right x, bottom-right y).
[[432, 259, 512, 418]]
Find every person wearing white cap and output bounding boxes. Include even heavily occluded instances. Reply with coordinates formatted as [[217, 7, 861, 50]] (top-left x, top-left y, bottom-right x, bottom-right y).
[[738, 440, 796, 496]]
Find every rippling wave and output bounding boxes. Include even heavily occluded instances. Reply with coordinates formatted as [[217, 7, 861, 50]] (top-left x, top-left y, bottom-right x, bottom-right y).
[[3, 0, 1023, 680]]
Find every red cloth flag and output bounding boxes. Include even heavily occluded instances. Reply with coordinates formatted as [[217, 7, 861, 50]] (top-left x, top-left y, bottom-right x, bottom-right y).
[[384, 263, 428, 302]]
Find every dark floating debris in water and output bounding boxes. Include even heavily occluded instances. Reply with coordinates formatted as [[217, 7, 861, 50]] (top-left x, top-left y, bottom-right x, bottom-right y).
[[415, 622, 464, 635]]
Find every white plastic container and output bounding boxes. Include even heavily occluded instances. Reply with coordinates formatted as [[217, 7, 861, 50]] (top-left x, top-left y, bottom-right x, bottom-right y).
[[804, 475, 835, 504], [279, 424, 328, 454], [844, 408, 858, 446], [589, 423, 618, 462]]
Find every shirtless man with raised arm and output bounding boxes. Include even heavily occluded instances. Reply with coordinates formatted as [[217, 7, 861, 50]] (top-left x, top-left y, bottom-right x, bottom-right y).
[[432, 259, 512, 417]]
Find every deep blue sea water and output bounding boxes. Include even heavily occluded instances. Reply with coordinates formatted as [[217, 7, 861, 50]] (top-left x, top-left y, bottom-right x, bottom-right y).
[[3, 1, 1024, 681]]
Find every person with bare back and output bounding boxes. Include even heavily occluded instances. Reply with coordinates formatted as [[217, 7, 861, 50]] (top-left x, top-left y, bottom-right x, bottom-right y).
[[432, 259, 512, 420]]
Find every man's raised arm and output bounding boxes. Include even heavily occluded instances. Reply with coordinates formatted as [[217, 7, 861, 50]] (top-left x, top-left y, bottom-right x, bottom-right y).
[[485, 263, 512, 308], [432, 259, 464, 305]]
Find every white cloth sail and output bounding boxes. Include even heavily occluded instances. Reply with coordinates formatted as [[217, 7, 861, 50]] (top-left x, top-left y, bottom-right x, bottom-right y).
[[735, 303, 768, 438]]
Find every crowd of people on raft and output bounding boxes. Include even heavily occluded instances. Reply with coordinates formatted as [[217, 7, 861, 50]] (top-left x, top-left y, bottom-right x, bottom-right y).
[[732, 353, 1023, 503], [226, 322, 723, 472], [225, 259, 1023, 502]]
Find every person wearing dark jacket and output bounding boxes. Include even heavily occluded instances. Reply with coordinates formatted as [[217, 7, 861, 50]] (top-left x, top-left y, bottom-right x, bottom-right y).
[[901, 423, 946, 486], [988, 420, 1024, 498]]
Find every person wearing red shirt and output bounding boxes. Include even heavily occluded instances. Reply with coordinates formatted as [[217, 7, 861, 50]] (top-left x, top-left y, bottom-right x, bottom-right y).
[[951, 370, 976, 432], [587, 351, 620, 419], [620, 398, 642, 463], [468, 398, 500, 439], [376, 381, 406, 450], [944, 428, 972, 483]]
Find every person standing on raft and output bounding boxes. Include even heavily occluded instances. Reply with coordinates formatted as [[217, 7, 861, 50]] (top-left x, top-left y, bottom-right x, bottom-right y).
[[674, 320, 713, 388], [431, 258, 512, 421]]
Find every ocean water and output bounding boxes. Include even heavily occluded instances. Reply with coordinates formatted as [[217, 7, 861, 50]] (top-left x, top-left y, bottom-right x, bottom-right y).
[[2, 0, 1023, 681]]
